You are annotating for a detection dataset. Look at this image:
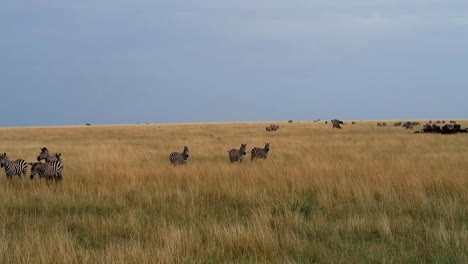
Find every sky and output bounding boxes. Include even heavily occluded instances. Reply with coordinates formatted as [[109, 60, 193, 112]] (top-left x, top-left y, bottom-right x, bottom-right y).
[[1, 0, 468, 126]]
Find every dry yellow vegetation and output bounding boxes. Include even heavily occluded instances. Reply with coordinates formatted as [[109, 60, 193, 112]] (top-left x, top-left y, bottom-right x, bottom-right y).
[[0, 121, 467, 263]]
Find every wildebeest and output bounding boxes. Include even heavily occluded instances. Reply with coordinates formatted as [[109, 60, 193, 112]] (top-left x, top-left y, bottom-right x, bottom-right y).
[[331, 119, 342, 129], [266, 124, 279, 131]]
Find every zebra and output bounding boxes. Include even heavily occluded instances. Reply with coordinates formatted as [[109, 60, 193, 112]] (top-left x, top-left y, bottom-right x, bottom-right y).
[[29, 159, 63, 183], [169, 146, 189, 166], [37, 147, 60, 162], [251, 143, 270, 161], [228, 143, 247, 163], [0, 153, 28, 182]]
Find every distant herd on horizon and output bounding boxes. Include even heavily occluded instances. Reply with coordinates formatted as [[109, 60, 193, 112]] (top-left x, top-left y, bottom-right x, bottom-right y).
[[324, 119, 468, 134], [1, 119, 466, 184]]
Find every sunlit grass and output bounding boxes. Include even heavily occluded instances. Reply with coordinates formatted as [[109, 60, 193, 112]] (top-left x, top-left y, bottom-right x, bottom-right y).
[[0, 121, 467, 263]]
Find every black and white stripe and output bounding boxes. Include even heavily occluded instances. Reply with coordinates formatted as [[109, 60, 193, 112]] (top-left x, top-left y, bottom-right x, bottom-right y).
[[30, 160, 63, 182], [169, 146, 190, 166], [228, 143, 247, 163], [37, 147, 60, 162], [0, 153, 28, 182], [251, 143, 270, 161]]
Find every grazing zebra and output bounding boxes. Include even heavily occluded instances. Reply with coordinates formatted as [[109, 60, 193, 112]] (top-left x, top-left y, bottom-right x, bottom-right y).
[[251, 143, 270, 161], [228, 144, 247, 163], [169, 146, 189, 166], [29, 159, 63, 183], [0, 153, 28, 182], [37, 147, 60, 162]]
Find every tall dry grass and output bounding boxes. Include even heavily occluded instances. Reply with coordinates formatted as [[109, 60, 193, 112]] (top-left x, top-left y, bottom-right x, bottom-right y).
[[0, 121, 467, 263]]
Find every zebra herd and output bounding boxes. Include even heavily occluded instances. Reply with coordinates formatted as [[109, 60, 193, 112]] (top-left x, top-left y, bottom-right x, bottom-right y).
[[0, 147, 63, 184], [228, 143, 270, 163], [168, 143, 271, 167]]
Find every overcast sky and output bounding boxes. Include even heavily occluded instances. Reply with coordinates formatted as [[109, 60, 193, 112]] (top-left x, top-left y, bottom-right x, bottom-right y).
[[1, 1, 467, 126]]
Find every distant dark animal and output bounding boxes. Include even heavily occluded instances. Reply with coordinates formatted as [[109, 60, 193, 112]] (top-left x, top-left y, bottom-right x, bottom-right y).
[[382, 122, 387, 126], [331, 119, 343, 129], [169, 146, 190, 166], [442, 121, 446, 124], [377, 123, 382, 127], [266, 124, 279, 131], [288, 120, 293, 123], [86, 123, 91, 126], [325, 121, 328, 124], [436, 120, 441, 124], [394, 122, 402, 126], [450, 120, 456, 124], [351, 121, 356, 124], [0, 153, 28, 182], [251, 143, 270, 161], [228, 143, 247, 163]]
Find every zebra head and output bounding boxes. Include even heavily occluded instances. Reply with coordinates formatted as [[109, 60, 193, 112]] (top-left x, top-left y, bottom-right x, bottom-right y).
[[183, 146, 190, 160], [37, 147, 49, 161], [239, 144, 247, 155], [264, 143, 270, 153], [29, 162, 42, 179], [0, 153, 8, 168]]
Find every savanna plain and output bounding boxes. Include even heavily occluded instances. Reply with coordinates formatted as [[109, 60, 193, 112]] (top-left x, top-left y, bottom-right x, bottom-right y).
[[0, 121, 467, 263]]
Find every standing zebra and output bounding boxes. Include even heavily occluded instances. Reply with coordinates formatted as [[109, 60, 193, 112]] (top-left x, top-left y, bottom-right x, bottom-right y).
[[251, 143, 270, 161], [37, 147, 60, 162], [169, 146, 190, 166], [0, 153, 28, 182], [228, 143, 247, 163], [29, 159, 63, 183]]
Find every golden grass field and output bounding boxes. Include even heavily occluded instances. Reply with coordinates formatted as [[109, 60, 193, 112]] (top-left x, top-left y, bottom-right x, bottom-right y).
[[0, 121, 467, 263]]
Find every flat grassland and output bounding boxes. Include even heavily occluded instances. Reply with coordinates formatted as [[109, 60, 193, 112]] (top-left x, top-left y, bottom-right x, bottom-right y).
[[0, 121, 467, 263]]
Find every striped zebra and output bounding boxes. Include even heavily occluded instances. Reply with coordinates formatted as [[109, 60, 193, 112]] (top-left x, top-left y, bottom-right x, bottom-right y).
[[228, 143, 247, 163], [29, 159, 63, 183], [251, 143, 270, 161], [169, 146, 189, 166], [0, 153, 28, 182], [37, 147, 60, 162]]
